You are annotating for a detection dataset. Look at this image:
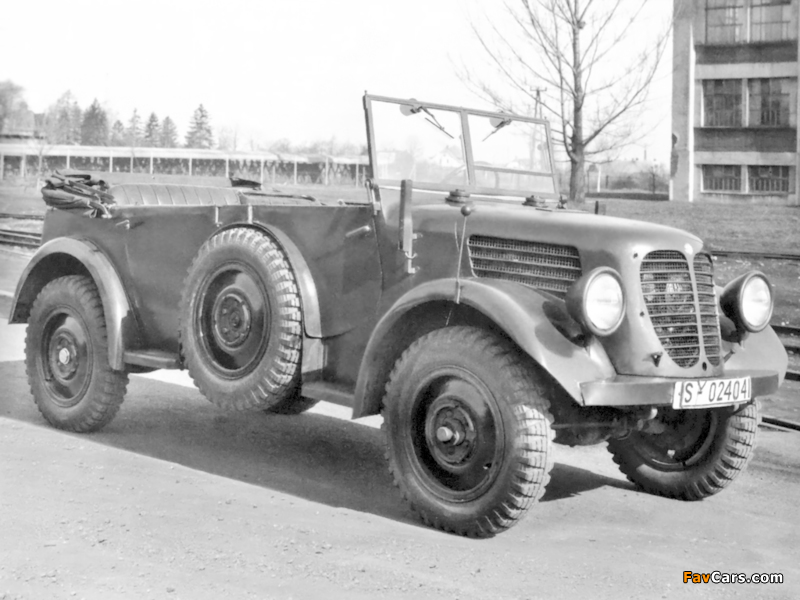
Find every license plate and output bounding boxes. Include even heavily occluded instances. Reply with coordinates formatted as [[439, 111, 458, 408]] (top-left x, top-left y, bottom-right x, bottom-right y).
[[672, 376, 752, 409]]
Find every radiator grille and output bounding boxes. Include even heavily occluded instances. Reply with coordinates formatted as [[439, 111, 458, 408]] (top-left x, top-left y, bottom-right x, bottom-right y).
[[468, 235, 581, 297], [694, 253, 722, 366], [640, 250, 722, 368]]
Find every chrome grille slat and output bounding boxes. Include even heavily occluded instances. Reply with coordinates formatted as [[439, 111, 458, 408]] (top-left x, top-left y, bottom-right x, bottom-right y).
[[468, 236, 581, 298], [640, 251, 723, 368], [470, 252, 581, 272]]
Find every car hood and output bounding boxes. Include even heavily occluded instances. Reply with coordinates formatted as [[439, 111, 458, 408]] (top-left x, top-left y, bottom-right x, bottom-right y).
[[416, 201, 705, 274]]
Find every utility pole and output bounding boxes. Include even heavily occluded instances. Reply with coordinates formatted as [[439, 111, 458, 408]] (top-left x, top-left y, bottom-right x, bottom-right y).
[[533, 87, 545, 120]]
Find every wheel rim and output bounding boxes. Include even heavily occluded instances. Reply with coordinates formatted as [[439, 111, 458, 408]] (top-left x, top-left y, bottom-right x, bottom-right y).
[[40, 310, 92, 407], [408, 368, 505, 502], [196, 262, 270, 377], [633, 409, 719, 470]]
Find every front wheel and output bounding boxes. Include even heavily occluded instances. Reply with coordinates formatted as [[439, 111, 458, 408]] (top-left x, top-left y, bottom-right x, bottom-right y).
[[607, 402, 759, 500], [382, 326, 554, 537]]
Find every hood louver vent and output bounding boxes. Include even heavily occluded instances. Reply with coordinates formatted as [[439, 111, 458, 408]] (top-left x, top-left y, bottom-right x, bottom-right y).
[[467, 235, 582, 298]]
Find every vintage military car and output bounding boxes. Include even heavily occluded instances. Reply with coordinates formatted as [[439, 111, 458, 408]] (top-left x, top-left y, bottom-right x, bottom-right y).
[[11, 95, 788, 537]]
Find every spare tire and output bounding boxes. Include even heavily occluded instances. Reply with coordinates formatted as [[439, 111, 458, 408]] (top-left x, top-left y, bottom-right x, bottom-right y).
[[179, 227, 302, 411]]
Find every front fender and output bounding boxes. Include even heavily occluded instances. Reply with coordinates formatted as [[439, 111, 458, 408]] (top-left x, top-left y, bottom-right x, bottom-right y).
[[724, 325, 789, 386], [352, 278, 616, 418], [10, 237, 135, 371]]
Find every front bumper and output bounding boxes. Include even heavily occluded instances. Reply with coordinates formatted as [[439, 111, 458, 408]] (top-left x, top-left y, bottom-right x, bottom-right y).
[[580, 369, 779, 407]]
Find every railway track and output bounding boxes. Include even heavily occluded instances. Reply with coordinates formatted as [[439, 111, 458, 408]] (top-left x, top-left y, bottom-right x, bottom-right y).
[[776, 326, 800, 384], [0, 212, 44, 221], [0, 228, 41, 249], [710, 249, 800, 261]]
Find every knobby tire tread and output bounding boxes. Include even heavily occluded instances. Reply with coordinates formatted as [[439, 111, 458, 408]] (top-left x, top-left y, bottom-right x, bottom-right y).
[[26, 275, 128, 433], [381, 326, 554, 538], [607, 401, 759, 501], [180, 228, 302, 412]]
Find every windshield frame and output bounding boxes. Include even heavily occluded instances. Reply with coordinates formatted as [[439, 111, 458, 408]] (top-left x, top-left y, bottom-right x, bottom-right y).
[[363, 94, 559, 200]]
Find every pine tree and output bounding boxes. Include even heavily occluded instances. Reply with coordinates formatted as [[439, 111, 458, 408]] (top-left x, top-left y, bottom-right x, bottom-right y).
[[185, 104, 213, 149], [110, 120, 126, 146], [80, 99, 109, 145], [160, 116, 179, 148], [126, 109, 142, 146], [143, 112, 160, 147]]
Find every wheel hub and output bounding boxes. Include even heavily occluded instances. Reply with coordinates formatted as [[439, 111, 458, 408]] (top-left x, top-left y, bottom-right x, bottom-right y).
[[638, 409, 718, 469], [425, 397, 477, 467], [51, 331, 79, 381], [212, 291, 252, 350], [41, 312, 91, 408]]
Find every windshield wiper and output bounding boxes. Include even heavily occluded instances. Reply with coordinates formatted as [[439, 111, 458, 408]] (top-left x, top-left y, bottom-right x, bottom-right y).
[[420, 107, 454, 139], [405, 104, 454, 139], [482, 118, 512, 142]]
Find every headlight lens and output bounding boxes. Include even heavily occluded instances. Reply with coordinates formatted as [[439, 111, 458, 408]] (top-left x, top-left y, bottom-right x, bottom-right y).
[[720, 271, 773, 333], [741, 275, 772, 331], [567, 268, 626, 336], [586, 273, 624, 333]]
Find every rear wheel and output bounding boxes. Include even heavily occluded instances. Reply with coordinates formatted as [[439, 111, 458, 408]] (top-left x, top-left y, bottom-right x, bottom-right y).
[[25, 275, 128, 432], [180, 228, 303, 411], [607, 402, 759, 500], [382, 326, 554, 537]]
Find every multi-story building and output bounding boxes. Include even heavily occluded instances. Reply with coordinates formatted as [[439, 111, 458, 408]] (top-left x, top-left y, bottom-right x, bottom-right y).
[[672, 0, 800, 205]]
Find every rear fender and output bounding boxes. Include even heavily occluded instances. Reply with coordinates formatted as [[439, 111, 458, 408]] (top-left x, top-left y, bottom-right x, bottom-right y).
[[10, 237, 135, 371], [352, 278, 616, 418], [213, 222, 323, 340]]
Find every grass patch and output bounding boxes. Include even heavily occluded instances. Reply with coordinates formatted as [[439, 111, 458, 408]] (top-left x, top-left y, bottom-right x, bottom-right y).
[[602, 198, 800, 255]]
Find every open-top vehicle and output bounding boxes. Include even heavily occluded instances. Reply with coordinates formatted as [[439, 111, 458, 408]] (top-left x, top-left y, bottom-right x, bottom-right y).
[[11, 95, 788, 537]]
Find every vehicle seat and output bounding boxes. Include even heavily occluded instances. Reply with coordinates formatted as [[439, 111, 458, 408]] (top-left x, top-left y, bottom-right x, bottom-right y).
[[110, 184, 242, 207]]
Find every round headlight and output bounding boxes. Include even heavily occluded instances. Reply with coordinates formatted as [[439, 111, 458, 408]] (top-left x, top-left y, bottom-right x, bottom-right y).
[[741, 275, 772, 331], [566, 268, 626, 336], [720, 271, 774, 333]]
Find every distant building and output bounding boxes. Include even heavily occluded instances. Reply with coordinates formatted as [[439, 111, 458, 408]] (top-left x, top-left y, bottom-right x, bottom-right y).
[[672, 0, 800, 205]]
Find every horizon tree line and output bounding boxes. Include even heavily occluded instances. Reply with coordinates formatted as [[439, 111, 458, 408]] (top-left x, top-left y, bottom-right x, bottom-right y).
[[2, 85, 214, 150]]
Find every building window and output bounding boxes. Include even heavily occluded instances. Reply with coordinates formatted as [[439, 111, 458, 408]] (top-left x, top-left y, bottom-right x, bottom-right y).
[[703, 165, 742, 191], [703, 80, 743, 126], [706, 0, 745, 44], [748, 78, 793, 126], [750, 0, 793, 42], [748, 165, 790, 192]]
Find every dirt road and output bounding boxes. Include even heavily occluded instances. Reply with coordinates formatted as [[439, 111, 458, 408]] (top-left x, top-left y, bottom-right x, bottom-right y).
[[1, 315, 798, 600]]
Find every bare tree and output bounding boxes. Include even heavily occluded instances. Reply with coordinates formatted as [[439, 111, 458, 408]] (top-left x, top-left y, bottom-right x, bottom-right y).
[[0, 80, 25, 134], [460, 0, 669, 202]]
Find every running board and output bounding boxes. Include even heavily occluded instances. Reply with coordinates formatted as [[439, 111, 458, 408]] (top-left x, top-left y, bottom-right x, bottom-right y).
[[301, 381, 354, 408], [123, 349, 181, 370]]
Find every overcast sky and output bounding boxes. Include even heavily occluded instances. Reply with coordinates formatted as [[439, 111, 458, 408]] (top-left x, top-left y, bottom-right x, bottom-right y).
[[0, 0, 672, 162]]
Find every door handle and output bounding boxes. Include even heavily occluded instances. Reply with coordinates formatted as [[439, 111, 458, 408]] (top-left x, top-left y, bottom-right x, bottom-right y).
[[114, 219, 142, 230], [345, 224, 372, 239]]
